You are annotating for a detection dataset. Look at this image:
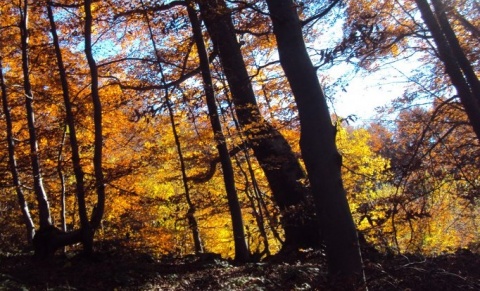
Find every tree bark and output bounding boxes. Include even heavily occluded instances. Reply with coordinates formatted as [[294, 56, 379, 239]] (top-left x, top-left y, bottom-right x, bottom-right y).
[[83, 0, 106, 253], [0, 55, 36, 244], [19, 0, 52, 229], [265, 0, 363, 279], [415, 0, 480, 141], [47, 0, 87, 248], [430, 0, 480, 102], [196, 0, 320, 251], [187, 1, 249, 262]]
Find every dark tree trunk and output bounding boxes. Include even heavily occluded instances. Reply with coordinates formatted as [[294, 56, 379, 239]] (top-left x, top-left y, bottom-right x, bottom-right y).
[[197, 0, 320, 251], [430, 0, 480, 102], [165, 94, 204, 255], [19, 0, 52, 229], [47, 1, 88, 255], [33, 226, 82, 258], [187, 1, 250, 262], [83, 0, 106, 253], [0, 55, 36, 244], [415, 0, 480, 141], [138, 0, 206, 256], [265, 0, 363, 279]]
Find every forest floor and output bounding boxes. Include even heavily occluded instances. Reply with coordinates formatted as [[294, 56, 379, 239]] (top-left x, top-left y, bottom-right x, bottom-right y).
[[0, 242, 479, 290]]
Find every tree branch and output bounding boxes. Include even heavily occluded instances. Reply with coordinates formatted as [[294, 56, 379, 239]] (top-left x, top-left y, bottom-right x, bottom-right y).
[[188, 143, 248, 183], [114, 1, 186, 20], [301, 0, 341, 27]]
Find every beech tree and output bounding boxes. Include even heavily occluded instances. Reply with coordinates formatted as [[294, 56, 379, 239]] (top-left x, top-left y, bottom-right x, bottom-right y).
[[81, 0, 106, 254], [1, 0, 478, 268], [187, 0, 249, 262], [197, 0, 319, 251], [19, 0, 52, 231], [414, 0, 480, 141], [265, 0, 363, 279]]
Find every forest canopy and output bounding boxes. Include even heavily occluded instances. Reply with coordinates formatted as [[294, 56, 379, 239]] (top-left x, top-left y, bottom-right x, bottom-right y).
[[0, 0, 479, 279]]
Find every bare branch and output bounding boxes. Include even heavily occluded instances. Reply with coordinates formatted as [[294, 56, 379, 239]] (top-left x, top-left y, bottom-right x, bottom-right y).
[[114, 1, 186, 20], [301, 0, 341, 27]]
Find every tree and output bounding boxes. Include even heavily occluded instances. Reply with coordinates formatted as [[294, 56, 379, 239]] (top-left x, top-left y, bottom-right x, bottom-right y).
[[82, 0, 106, 254], [414, 0, 480, 141], [0, 52, 35, 243], [357, 100, 480, 254], [136, 0, 205, 256], [187, 0, 249, 262], [18, 0, 52, 230], [265, 0, 363, 279], [45, 0, 92, 254], [196, 0, 319, 251]]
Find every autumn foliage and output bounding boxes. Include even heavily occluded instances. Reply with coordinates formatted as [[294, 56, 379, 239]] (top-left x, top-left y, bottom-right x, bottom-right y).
[[0, 0, 479, 272]]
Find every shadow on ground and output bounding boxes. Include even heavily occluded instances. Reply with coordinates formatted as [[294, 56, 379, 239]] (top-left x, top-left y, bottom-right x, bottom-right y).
[[1, 241, 479, 290]]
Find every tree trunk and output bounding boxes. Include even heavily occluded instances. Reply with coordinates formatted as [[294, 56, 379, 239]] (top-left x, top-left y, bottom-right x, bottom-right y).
[[196, 0, 320, 251], [187, 1, 249, 262], [47, 0, 87, 234], [0, 55, 36, 244], [430, 0, 480, 102], [33, 226, 83, 258], [265, 0, 363, 279], [19, 0, 52, 229], [415, 0, 480, 141], [57, 126, 67, 254], [83, 0, 106, 253], [165, 94, 204, 255]]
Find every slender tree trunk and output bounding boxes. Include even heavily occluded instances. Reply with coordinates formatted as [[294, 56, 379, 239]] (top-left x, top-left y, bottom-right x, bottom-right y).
[[84, 0, 106, 253], [187, 1, 249, 262], [165, 93, 204, 255], [430, 0, 480, 101], [47, 0, 88, 234], [415, 0, 480, 141], [137, 0, 206, 256], [452, 9, 480, 40], [197, 0, 320, 251], [222, 85, 284, 247], [57, 127, 67, 235], [0, 55, 36, 244], [19, 0, 52, 229], [235, 155, 271, 258], [265, 0, 363, 279], [221, 81, 273, 257]]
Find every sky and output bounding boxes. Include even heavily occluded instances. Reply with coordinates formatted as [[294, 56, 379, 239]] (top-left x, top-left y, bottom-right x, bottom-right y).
[[317, 45, 426, 127], [327, 63, 413, 126], [85, 2, 421, 129], [308, 5, 422, 127]]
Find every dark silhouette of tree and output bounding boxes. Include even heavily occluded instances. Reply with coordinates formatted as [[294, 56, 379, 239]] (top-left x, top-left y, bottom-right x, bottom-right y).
[[415, 0, 480, 141], [187, 0, 249, 262], [18, 0, 52, 230], [83, 0, 106, 254], [196, 0, 320, 251], [265, 0, 363, 280]]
